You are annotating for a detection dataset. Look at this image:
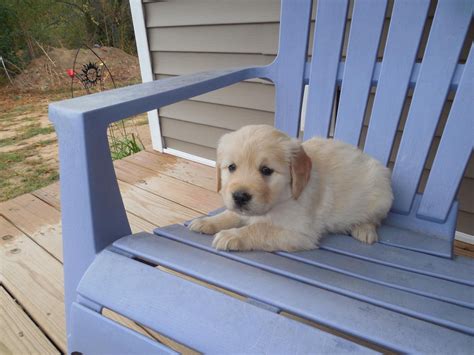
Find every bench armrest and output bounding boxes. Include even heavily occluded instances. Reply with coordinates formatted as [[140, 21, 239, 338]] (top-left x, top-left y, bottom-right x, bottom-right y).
[[50, 67, 266, 329]]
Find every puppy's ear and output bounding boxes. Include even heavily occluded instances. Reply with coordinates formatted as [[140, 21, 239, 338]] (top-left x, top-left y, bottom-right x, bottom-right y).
[[216, 162, 222, 192], [291, 145, 312, 200]]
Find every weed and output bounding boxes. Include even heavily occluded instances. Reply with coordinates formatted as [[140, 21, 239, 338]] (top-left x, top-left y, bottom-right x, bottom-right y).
[[0, 123, 55, 147], [110, 132, 143, 160]]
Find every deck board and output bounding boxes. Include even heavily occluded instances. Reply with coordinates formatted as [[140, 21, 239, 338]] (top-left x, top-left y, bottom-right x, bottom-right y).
[[1, 149, 472, 353], [0, 216, 66, 351], [0, 287, 59, 355], [0, 194, 63, 262]]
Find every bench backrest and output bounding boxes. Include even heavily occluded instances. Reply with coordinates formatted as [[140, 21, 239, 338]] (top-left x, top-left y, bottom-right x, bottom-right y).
[[267, 0, 473, 253]]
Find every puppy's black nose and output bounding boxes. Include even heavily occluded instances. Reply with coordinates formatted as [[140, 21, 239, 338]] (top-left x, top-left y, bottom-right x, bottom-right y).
[[232, 190, 252, 207]]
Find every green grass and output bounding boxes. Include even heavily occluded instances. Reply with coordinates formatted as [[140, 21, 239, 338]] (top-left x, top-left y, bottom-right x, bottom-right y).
[[0, 140, 59, 201], [110, 133, 143, 160], [0, 124, 55, 147], [0, 150, 28, 169]]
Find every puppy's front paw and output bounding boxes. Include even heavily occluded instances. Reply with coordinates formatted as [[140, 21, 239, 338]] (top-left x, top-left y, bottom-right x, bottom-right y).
[[188, 217, 218, 235], [212, 229, 246, 251], [350, 223, 378, 244]]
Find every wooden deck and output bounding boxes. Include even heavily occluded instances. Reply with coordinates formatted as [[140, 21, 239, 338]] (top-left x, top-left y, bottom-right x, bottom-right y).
[[1, 149, 473, 354]]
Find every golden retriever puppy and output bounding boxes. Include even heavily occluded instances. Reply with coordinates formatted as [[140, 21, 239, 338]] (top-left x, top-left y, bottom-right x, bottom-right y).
[[189, 124, 393, 252]]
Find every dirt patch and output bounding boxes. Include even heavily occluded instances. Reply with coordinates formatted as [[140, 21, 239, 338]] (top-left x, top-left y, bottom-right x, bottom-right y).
[[0, 46, 151, 201], [12, 46, 141, 92]]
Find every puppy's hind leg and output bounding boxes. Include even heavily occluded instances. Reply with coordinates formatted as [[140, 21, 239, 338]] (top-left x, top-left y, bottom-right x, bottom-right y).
[[189, 210, 243, 235], [350, 223, 378, 244]]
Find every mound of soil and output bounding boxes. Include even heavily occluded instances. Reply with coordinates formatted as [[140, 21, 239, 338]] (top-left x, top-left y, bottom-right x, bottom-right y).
[[13, 47, 141, 92]]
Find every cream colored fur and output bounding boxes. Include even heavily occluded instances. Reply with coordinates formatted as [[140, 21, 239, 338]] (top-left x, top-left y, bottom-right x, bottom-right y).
[[189, 125, 393, 252]]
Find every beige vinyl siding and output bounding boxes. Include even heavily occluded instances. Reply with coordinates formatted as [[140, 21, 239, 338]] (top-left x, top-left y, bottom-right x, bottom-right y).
[[145, 0, 279, 162], [144, 0, 473, 235]]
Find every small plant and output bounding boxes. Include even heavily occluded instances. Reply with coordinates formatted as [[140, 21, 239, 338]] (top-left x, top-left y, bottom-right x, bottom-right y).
[[108, 117, 144, 160], [109, 132, 143, 160]]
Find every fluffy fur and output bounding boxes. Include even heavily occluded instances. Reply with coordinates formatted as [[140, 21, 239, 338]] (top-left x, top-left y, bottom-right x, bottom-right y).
[[189, 124, 393, 252]]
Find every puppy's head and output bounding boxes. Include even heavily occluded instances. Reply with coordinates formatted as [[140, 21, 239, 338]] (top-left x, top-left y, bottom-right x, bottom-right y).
[[216, 125, 312, 216]]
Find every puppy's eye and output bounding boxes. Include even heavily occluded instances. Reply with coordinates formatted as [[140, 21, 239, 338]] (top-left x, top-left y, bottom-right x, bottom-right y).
[[228, 163, 236, 172], [260, 166, 274, 176]]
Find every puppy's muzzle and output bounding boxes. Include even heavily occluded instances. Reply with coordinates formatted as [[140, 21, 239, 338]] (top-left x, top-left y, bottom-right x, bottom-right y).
[[232, 190, 252, 208]]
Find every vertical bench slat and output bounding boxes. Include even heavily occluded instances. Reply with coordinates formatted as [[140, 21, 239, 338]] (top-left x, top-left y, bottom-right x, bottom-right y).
[[273, 0, 312, 137], [333, 0, 387, 146], [364, 0, 430, 165], [303, 0, 349, 139], [390, 0, 472, 214], [417, 46, 474, 222]]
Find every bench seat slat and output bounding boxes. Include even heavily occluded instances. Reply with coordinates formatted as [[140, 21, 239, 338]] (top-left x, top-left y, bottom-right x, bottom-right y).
[[70, 303, 178, 355], [186, 210, 473, 285], [111, 231, 473, 353], [150, 226, 473, 335], [321, 235, 474, 286], [334, 0, 387, 146], [391, 0, 473, 213], [78, 249, 374, 354], [278, 249, 473, 308]]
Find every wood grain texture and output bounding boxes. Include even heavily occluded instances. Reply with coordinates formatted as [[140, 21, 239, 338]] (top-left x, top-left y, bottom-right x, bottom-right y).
[[126, 151, 215, 191], [115, 159, 221, 214], [32, 183, 61, 210], [0, 287, 59, 355], [118, 180, 200, 227], [0, 194, 63, 262], [0, 216, 66, 352]]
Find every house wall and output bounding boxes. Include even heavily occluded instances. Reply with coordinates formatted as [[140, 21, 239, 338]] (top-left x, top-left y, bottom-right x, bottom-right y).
[[141, 0, 473, 236]]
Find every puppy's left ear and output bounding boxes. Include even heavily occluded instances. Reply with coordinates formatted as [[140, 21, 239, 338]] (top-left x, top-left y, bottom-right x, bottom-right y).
[[291, 145, 312, 200]]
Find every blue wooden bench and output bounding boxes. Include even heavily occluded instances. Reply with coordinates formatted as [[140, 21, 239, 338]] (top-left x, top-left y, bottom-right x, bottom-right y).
[[50, 0, 473, 353]]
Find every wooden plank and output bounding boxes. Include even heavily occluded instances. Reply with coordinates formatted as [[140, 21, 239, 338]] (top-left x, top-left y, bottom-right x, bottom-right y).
[[145, 0, 281, 28], [304, 0, 348, 139], [1, 194, 172, 347], [454, 241, 474, 259], [334, 0, 387, 146], [272, 0, 312, 137], [32, 182, 61, 210], [125, 151, 215, 191], [115, 231, 473, 353], [391, 0, 473, 213], [31, 181, 158, 234], [418, 46, 474, 222], [152, 226, 473, 334], [148, 24, 279, 55], [118, 181, 200, 227], [78, 250, 374, 354], [0, 287, 59, 355], [277, 248, 473, 308], [115, 159, 221, 214], [70, 303, 177, 355], [0, 216, 66, 352], [364, 0, 430, 165], [0, 194, 63, 262], [321, 234, 473, 285]]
